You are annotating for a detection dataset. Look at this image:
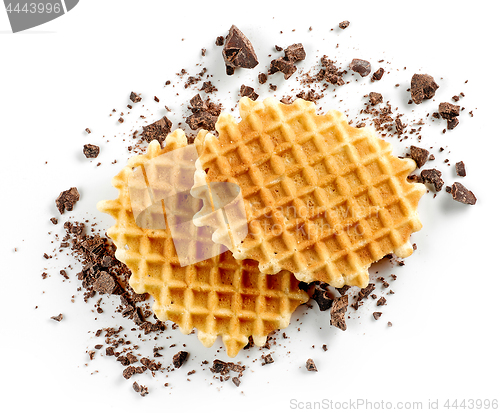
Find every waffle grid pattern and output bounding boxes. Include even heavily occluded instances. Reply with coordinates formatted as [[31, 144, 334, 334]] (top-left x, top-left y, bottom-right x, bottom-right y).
[[97, 130, 308, 357], [194, 98, 426, 287]]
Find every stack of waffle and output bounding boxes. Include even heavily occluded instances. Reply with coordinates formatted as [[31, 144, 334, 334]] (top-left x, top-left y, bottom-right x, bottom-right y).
[[98, 98, 425, 357]]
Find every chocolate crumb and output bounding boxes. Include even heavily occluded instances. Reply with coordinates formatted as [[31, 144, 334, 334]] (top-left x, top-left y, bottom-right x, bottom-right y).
[[338, 20, 350, 29], [410, 74, 439, 104], [55, 187, 80, 214], [173, 351, 188, 368], [387, 322, 393, 327], [322, 344, 328, 351], [132, 382, 148, 397], [129, 92, 142, 103], [51, 313, 63, 322], [50, 217, 58, 225], [85, 128, 91, 134], [447, 117, 459, 130], [376, 297, 387, 306], [349, 59, 371, 77], [373, 312, 382, 320], [93, 271, 116, 294], [258, 73, 268, 84], [450, 182, 477, 205], [261, 354, 274, 365], [215, 36, 224, 46], [83, 144, 100, 159], [305, 358, 318, 372], [232, 377, 241, 387], [455, 161, 466, 177]]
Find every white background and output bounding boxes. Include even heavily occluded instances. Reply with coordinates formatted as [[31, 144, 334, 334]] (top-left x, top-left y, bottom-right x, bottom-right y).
[[1, 1, 499, 412]]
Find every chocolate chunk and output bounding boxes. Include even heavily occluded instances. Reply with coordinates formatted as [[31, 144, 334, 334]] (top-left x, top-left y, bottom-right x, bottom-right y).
[[410, 74, 439, 104], [55, 187, 80, 214], [85, 128, 91, 134], [105, 347, 115, 356], [376, 297, 387, 306], [369, 92, 383, 105], [83, 144, 100, 159], [330, 295, 348, 331], [232, 377, 241, 387], [141, 116, 172, 145], [455, 161, 466, 177], [311, 287, 334, 311], [239, 85, 259, 101], [338, 20, 350, 29], [371, 67, 384, 82], [200, 81, 217, 93], [284, 43, 306, 63], [269, 57, 297, 80], [172, 351, 188, 368], [132, 382, 148, 397], [421, 169, 444, 192], [258, 73, 268, 84], [410, 146, 430, 168], [129, 92, 142, 103], [118, 117, 124, 123], [275, 45, 283, 52], [51, 313, 63, 322], [215, 36, 224, 46], [349, 59, 371, 77], [222, 25, 259, 75], [93, 271, 116, 294], [336, 285, 351, 296], [261, 354, 274, 365], [447, 117, 459, 130], [358, 283, 376, 300], [305, 358, 318, 372], [50, 217, 58, 225], [450, 182, 477, 205], [439, 102, 460, 120], [373, 312, 382, 320], [186, 112, 217, 131]]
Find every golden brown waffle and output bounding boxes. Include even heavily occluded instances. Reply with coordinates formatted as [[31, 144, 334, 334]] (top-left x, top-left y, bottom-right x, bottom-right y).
[[97, 130, 308, 357], [193, 98, 426, 288]]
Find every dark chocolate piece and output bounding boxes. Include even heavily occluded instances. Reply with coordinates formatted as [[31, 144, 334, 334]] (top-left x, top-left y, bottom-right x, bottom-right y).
[[410, 74, 439, 104], [410, 146, 430, 168], [305, 358, 318, 372], [439, 102, 460, 120], [269, 57, 297, 80], [222, 25, 259, 75], [373, 312, 382, 320], [450, 182, 476, 205], [455, 161, 466, 177], [376, 297, 387, 306], [83, 144, 100, 159], [349, 59, 371, 77], [330, 295, 348, 331], [447, 117, 459, 130], [55, 187, 80, 214], [141, 116, 172, 145], [50, 217, 58, 225], [371, 68, 384, 82], [51, 313, 63, 322], [421, 169, 444, 192], [129, 92, 142, 103], [369, 92, 383, 105], [239, 85, 259, 101], [258, 73, 268, 84], [338, 21, 350, 29], [261, 354, 274, 365], [172, 351, 188, 368], [93, 271, 116, 294], [132, 382, 148, 397], [232, 377, 241, 387], [284, 43, 306, 63]]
